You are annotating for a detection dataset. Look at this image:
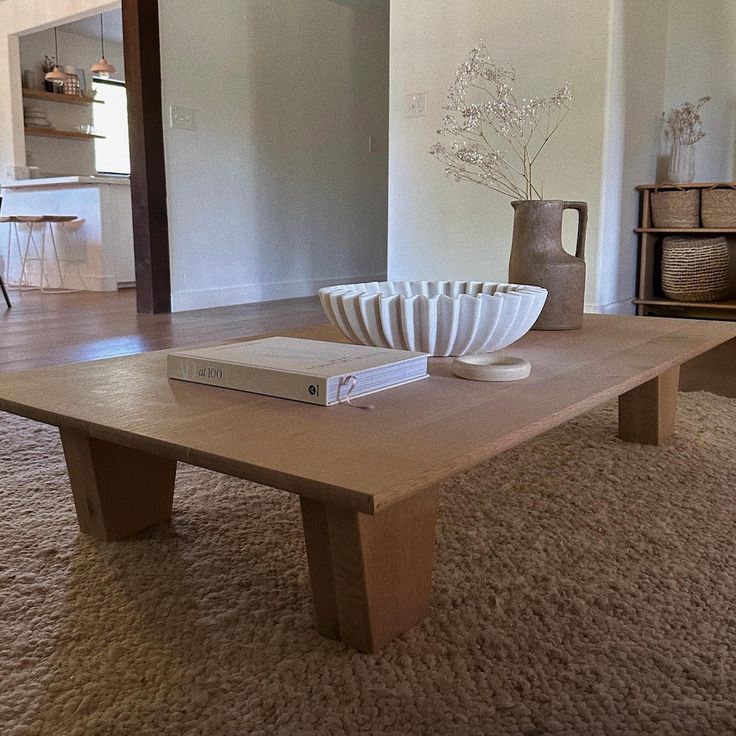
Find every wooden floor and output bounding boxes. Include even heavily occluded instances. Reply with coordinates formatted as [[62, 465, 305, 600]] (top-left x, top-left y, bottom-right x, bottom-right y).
[[0, 289, 733, 396], [0, 289, 328, 374]]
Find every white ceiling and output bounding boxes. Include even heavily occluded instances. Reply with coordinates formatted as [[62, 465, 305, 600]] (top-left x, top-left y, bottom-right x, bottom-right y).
[[60, 10, 123, 45]]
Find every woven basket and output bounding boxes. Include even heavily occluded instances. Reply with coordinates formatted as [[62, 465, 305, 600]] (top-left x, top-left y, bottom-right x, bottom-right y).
[[701, 188, 736, 227], [661, 236, 731, 302], [651, 189, 700, 228]]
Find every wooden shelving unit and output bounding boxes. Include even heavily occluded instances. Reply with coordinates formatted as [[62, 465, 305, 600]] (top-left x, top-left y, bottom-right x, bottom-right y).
[[24, 127, 105, 141], [634, 183, 736, 319], [636, 227, 736, 234], [634, 298, 736, 310], [22, 89, 103, 105]]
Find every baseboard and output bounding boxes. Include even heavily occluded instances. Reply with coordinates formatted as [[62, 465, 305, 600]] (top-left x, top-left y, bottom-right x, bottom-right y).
[[82, 274, 119, 292], [170, 273, 388, 313], [2, 265, 117, 292], [584, 298, 635, 315]]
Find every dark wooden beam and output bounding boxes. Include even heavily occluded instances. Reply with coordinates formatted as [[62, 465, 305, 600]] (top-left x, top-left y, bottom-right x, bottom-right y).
[[122, 0, 171, 313]]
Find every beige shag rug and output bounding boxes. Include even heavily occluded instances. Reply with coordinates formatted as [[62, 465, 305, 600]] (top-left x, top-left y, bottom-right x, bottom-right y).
[[2, 392, 736, 736]]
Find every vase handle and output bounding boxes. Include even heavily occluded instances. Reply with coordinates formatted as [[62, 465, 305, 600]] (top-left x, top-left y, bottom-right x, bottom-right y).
[[563, 201, 588, 260]]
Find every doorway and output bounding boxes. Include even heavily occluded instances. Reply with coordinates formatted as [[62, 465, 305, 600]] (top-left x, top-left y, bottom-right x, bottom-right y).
[[2, 0, 171, 313]]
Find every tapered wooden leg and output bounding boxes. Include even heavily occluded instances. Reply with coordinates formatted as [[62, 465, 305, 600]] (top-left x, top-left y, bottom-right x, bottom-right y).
[[59, 428, 177, 541], [300, 485, 439, 653], [618, 366, 680, 445]]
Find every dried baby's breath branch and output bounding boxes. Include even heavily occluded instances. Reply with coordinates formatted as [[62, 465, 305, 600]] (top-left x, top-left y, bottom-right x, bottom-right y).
[[430, 43, 573, 201], [666, 97, 710, 145]]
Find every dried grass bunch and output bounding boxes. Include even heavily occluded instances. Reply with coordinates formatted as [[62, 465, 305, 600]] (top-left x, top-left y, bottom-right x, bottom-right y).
[[666, 97, 710, 145], [430, 43, 573, 201]]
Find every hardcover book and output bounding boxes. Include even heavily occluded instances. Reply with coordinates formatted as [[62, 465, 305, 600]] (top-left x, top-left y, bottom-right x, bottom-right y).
[[167, 337, 429, 406]]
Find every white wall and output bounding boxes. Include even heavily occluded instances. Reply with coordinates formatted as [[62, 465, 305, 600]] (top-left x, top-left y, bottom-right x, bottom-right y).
[[664, 0, 736, 182], [0, 0, 118, 176], [388, 0, 613, 309], [599, 0, 734, 311], [595, 0, 668, 313], [5, 0, 731, 314], [387, 0, 734, 314], [159, 0, 390, 312], [18, 26, 124, 176]]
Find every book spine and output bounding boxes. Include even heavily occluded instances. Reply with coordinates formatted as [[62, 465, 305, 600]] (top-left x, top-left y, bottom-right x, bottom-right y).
[[166, 354, 329, 405]]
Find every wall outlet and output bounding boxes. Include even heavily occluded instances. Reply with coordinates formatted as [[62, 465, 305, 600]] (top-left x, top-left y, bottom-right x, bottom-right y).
[[406, 92, 427, 118], [170, 106, 196, 131]]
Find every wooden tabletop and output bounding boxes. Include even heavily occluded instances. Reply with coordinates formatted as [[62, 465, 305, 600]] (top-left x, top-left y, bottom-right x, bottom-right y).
[[0, 315, 734, 515]]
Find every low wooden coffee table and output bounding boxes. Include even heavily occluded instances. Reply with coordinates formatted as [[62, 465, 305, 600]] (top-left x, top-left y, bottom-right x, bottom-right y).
[[1, 315, 734, 652]]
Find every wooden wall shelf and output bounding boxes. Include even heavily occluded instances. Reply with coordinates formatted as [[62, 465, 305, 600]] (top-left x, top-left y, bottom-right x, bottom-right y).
[[636, 182, 736, 191], [634, 182, 736, 320], [636, 227, 736, 234], [24, 127, 105, 141], [22, 89, 103, 105], [634, 298, 736, 310]]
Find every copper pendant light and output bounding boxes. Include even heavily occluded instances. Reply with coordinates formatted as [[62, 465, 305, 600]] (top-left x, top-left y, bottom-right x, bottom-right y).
[[44, 27, 68, 86], [90, 13, 116, 79]]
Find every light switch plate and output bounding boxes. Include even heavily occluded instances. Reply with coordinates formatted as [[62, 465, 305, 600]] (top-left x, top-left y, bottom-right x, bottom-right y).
[[406, 92, 427, 118], [170, 106, 196, 131]]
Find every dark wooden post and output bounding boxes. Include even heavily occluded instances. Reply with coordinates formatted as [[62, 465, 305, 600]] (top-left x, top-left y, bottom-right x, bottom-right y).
[[122, 0, 171, 313]]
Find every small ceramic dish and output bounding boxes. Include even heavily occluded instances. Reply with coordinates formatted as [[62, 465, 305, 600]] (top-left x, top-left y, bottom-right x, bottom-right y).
[[452, 354, 531, 382]]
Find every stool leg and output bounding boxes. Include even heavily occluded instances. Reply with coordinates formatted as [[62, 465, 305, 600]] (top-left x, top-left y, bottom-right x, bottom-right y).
[[72, 225, 86, 291], [45, 222, 66, 291], [4, 223, 9, 281], [4, 222, 11, 285], [0, 272, 10, 308], [19, 223, 41, 289], [7, 222, 24, 287], [17, 223, 33, 288], [38, 223, 50, 291], [38, 222, 47, 290], [12, 223, 26, 287]]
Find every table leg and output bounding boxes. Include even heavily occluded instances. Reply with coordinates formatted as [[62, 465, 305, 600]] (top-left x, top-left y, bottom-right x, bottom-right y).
[[618, 366, 680, 445], [300, 484, 439, 653], [59, 427, 177, 541]]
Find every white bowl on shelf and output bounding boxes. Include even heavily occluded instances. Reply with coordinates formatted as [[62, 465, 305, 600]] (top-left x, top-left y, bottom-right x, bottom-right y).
[[319, 280, 548, 357]]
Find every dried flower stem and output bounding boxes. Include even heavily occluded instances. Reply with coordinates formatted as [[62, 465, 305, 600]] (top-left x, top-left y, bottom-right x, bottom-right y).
[[666, 97, 710, 145], [430, 43, 573, 201]]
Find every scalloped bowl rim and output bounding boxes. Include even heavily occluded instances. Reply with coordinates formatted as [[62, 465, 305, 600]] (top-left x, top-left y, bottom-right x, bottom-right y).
[[319, 280, 547, 299], [318, 280, 548, 356]]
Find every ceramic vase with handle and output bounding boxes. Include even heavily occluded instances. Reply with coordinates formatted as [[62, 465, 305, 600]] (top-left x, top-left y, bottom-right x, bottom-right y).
[[508, 199, 588, 330]]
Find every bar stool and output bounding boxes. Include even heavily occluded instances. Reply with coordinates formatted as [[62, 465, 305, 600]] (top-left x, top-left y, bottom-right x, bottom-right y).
[[1, 215, 43, 290], [39, 216, 81, 292], [2, 215, 81, 292]]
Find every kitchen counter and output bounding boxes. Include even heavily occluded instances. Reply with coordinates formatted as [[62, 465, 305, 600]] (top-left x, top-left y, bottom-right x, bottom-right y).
[[1, 175, 130, 188], [1, 175, 134, 290]]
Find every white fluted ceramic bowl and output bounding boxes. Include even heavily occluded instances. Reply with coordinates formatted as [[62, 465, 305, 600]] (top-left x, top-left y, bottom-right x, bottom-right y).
[[319, 281, 548, 357]]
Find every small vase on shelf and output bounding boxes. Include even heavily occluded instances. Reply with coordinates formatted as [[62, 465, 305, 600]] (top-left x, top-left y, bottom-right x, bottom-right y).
[[668, 141, 695, 183]]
